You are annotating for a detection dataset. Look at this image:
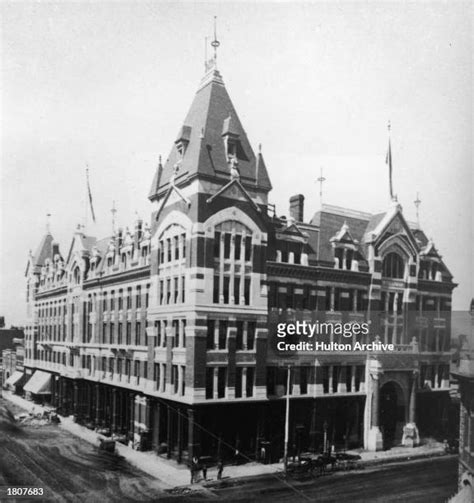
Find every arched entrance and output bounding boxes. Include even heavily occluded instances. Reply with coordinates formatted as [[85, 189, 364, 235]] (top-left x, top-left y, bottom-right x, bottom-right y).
[[380, 381, 405, 449]]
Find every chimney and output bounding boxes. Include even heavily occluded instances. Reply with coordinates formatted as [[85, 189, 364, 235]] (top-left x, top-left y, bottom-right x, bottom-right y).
[[289, 194, 305, 222]]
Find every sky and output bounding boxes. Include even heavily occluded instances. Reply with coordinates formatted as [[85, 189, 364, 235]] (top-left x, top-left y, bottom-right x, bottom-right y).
[[1, 1, 472, 326]]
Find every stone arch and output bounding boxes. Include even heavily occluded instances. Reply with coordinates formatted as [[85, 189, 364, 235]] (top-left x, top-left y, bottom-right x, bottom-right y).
[[203, 206, 265, 245]]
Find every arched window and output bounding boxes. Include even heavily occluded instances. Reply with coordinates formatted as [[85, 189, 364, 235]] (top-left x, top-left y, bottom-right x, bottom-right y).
[[73, 266, 81, 285], [382, 252, 405, 279]]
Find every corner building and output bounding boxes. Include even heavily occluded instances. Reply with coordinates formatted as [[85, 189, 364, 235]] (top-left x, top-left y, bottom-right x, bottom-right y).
[[24, 63, 455, 463]]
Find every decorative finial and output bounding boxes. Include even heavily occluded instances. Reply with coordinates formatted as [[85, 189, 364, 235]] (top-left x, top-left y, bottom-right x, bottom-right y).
[[158, 154, 162, 166], [111, 200, 117, 235], [316, 167, 326, 206], [204, 36, 208, 72], [211, 16, 220, 67], [258, 143, 262, 154], [46, 213, 51, 234], [385, 121, 395, 201], [414, 192, 421, 225]]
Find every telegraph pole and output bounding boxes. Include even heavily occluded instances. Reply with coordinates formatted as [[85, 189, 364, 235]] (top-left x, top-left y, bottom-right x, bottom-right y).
[[283, 364, 291, 474]]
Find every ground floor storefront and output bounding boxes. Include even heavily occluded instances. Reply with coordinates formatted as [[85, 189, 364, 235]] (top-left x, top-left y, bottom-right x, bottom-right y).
[[23, 371, 457, 465]]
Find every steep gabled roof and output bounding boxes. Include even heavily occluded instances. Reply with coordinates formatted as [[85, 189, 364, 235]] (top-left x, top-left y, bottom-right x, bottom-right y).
[[33, 233, 54, 268], [149, 69, 272, 201]]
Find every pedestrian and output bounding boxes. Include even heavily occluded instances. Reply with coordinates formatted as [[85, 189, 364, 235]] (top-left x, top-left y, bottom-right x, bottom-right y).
[[202, 463, 207, 480], [217, 459, 224, 480], [190, 456, 198, 484]]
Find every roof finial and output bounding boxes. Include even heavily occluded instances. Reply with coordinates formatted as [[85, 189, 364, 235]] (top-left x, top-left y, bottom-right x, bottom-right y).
[[46, 213, 51, 234], [316, 167, 326, 207], [385, 120, 395, 201], [204, 36, 208, 72], [111, 200, 117, 235], [414, 192, 421, 225], [211, 16, 220, 67]]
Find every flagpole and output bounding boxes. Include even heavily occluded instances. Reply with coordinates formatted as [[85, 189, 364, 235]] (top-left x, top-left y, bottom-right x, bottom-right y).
[[386, 121, 394, 201]]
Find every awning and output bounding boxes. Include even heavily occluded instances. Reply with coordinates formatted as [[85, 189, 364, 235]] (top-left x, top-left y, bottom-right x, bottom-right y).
[[23, 370, 52, 395], [4, 371, 24, 387]]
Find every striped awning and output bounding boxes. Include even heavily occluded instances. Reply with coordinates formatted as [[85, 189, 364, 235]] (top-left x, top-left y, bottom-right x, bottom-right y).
[[23, 370, 52, 395]]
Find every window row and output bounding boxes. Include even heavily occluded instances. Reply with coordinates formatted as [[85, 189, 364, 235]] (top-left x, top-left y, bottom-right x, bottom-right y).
[[214, 231, 252, 261], [100, 284, 150, 311], [212, 275, 251, 305], [205, 366, 255, 399], [154, 319, 186, 348], [158, 233, 186, 264], [159, 276, 186, 305], [99, 321, 147, 346], [206, 319, 256, 351]]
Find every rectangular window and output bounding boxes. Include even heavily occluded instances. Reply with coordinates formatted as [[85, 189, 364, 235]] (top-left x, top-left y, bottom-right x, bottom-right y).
[[126, 322, 131, 345], [154, 363, 160, 390], [181, 366, 185, 395], [173, 320, 179, 347], [167, 238, 172, 262], [205, 367, 214, 399], [159, 240, 164, 264], [172, 365, 179, 394], [135, 322, 141, 346], [213, 275, 219, 303], [159, 280, 164, 305], [182, 320, 186, 348], [110, 323, 114, 344], [102, 293, 107, 311], [247, 321, 256, 350], [236, 321, 244, 350], [136, 286, 141, 308], [218, 367, 226, 398], [166, 279, 171, 304], [245, 236, 252, 261], [246, 367, 254, 397], [207, 320, 215, 350], [174, 236, 179, 260], [118, 290, 123, 310], [235, 234, 241, 260], [182, 234, 186, 259], [134, 360, 140, 383], [117, 358, 122, 375], [234, 276, 240, 304], [224, 233, 231, 259], [244, 278, 251, 305], [145, 284, 150, 308], [118, 323, 122, 344], [235, 367, 243, 398], [127, 288, 132, 309], [162, 364, 167, 391], [214, 232, 221, 258], [110, 291, 115, 310], [218, 320, 227, 349], [174, 277, 179, 303], [181, 276, 185, 303], [223, 276, 230, 304]]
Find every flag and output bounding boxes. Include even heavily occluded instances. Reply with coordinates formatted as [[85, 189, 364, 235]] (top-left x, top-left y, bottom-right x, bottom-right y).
[[86, 167, 96, 223], [385, 137, 394, 200]]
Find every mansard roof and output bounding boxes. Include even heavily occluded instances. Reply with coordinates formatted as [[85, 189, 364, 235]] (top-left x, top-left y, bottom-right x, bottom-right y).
[[148, 68, 272, 201]]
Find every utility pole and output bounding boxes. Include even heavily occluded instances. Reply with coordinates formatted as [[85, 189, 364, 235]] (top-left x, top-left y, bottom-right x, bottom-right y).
[[283, 364, 291, 474]]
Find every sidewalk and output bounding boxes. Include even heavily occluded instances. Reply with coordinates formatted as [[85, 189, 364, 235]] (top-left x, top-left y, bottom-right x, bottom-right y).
[[2, 391, 447, 489]]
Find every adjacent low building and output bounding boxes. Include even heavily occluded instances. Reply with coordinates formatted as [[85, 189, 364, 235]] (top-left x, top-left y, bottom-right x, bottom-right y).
[[23, 51, 456, 463]]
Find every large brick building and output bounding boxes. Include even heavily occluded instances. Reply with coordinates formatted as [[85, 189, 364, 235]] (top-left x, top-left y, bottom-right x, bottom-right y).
[[23, 55, 456, 463]]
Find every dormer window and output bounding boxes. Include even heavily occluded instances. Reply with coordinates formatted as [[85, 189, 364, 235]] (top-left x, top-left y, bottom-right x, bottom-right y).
[[175, 125, 191, 157]]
